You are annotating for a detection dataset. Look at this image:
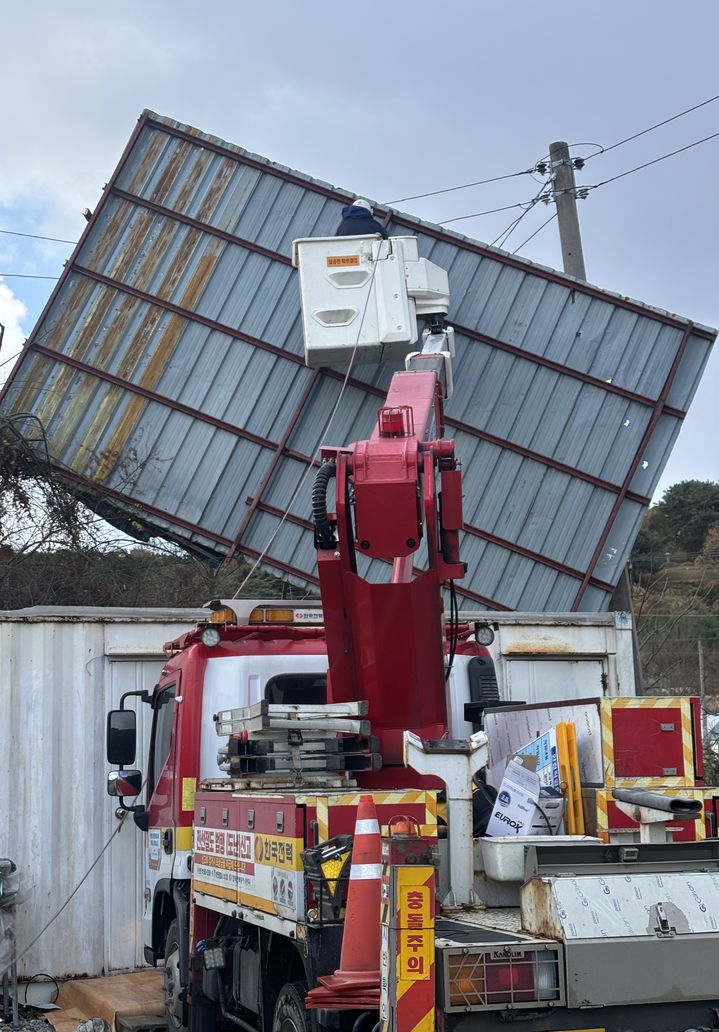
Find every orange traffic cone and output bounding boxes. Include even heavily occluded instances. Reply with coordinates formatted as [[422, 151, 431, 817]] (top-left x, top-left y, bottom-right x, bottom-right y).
[[306, 795, 382, 1009]]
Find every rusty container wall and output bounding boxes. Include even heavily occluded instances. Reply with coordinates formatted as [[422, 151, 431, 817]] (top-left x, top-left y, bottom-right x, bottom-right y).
[[0, 110, 715, 612], [0, 607, 202, 979]]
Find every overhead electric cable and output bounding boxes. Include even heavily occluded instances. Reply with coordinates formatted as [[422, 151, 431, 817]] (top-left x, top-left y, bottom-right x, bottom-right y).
[[587, 92, 719, 160], [387, 167, 535, 205], [491, 183, 550, 248], [0, 228, 76, 244], [492, 208, 531, 249], [0, 273, 59, 280], [438, 201, 529, 226], [587, 130, 719, 190], [512, 211, 558, 254]]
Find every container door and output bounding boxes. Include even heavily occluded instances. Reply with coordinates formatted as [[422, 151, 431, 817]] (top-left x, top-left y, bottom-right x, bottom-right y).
[[105, 658, 165, 972], [504, 658, 606, 704]]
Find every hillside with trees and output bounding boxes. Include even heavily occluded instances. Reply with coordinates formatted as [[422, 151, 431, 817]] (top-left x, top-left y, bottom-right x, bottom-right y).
[[630, 481, 719, 761]]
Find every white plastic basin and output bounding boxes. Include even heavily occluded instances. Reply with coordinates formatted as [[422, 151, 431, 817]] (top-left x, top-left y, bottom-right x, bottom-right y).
[[480, 835, 603, 882]]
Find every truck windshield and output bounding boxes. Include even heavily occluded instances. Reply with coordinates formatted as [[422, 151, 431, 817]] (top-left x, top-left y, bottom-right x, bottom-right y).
[[148, 684, 175, 800], [265, 674, 327, 705]]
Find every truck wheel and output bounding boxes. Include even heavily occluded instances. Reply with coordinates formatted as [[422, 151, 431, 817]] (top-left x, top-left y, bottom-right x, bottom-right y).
[[272, 982, 309, 1032], [164, 918, 188, 1032]]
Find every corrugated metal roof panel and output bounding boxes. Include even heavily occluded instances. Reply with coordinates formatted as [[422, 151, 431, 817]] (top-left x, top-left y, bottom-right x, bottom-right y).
[[1, 110, 714, 610]]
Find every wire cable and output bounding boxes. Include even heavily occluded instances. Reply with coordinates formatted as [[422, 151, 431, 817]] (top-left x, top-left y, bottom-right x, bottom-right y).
[[444, 580, 460, 681], [23, 973, 60, 1005], [586, 130, 719, 190], [492, 207, 531, 249], [13, 815, 127, 965], [387, 167, 535, 205], [490, 183, 552, 249], [0, 228, 76, 245], [586, 92, 719, 161], [565, 142, 604, 159], [438, 200, 530, 226], [0, 273, 60, 280], [232, 247, 384, 598], [512, 210, 558, 254]]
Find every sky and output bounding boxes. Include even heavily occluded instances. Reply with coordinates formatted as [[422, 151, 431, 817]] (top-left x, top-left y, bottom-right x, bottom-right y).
[[0, 0, 717, 504]]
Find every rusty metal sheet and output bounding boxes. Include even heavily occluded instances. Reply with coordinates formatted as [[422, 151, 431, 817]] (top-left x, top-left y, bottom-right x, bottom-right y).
[[0, 111, 715, 611]]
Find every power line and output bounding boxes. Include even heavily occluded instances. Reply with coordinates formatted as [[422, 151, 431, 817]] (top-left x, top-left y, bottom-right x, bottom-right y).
[[386, 167, 535, 205], [433, 95, 719, 229], [491, 183, 550, 248], [492, 206, 532, 249], [512, 210, 558, 253], [2, 114, 716, 285], [586, 130, 719, 190], [463, 127, 719, 234], [0, 272, 60, 280], [0, 228, 76, 245], [438, 200, 530, 226], [588, 92, 719, 161]]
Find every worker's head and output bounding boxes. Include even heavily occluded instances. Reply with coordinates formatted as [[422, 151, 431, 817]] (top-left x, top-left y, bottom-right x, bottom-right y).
[[352, 198, 372, 213]]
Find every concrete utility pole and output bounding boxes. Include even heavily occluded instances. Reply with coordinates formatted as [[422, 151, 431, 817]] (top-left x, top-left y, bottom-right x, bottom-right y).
[[549, 138, 639, 689], [549, 141, 587, 280]]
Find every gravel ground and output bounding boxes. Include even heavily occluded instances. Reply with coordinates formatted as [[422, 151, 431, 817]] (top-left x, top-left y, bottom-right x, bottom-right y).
[[0, 1020, 55, 1032]]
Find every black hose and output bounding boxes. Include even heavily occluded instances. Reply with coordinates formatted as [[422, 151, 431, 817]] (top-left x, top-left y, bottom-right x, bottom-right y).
[[312, 460, 337, 549], [352, 1013, 378, 1032]]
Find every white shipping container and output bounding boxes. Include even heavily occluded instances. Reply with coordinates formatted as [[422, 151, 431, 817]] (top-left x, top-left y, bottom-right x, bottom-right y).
[[0, 606, 203, 980]]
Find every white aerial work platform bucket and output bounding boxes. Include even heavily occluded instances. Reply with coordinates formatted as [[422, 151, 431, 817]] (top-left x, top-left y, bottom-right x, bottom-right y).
[[292, 235, 449, 367]]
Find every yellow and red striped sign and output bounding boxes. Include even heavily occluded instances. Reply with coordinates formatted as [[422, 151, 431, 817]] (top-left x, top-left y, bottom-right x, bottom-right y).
[[302, 790, 438, 843], [381, 865, 435, 1032]]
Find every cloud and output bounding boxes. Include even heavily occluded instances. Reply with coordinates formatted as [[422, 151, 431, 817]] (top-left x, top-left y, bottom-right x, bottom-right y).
[[0, 281, 28, 384], [0, 0, 716, 497]]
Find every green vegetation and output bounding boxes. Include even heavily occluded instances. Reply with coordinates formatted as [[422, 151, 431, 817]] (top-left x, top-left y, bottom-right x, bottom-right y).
[[653, 479, 719, 555], [631, 480, 719, 738], [0, 548, 309, 610]]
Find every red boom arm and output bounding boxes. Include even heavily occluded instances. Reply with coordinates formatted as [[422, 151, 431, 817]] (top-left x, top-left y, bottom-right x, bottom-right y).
[[313, 363, 465, 767]]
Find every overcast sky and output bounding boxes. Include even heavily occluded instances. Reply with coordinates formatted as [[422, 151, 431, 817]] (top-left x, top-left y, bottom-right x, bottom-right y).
[[0, 0, 716, 503]]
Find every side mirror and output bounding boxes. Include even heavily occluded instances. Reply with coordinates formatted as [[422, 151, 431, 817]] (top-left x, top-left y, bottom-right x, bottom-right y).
[[133, 809, 150, 832], [107, 769, 143, 798], [107, 709, 137, 765]]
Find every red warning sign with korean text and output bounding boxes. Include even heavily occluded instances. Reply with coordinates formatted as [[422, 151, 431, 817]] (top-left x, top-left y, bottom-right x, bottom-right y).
[[398, 877, 433, 980]]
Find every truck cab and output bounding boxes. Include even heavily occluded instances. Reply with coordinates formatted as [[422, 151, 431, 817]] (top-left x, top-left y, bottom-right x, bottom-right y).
[[107, 603, 327, 998]]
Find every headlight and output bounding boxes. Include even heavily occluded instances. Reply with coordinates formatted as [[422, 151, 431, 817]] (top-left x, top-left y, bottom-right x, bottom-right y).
[[475, 622, 495, 646], [200, 626, 222, 647]]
